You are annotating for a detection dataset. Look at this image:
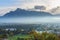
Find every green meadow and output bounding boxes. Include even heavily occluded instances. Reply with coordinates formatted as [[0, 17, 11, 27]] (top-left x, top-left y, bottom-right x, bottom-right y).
[[8, 34, 34, 40]]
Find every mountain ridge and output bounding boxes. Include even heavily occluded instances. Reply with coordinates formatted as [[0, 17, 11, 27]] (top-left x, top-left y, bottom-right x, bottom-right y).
[[2, 8, 52, 18]]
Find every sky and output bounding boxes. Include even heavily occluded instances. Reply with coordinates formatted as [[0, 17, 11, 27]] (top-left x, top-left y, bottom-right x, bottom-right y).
[[0, 0, 60, 16], [0, 0, 60, 9]]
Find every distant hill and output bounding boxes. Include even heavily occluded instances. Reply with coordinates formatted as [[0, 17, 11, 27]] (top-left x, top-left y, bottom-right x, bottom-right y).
[[49, 6, 60, 15], [3, 8, 52, 17], [54, 14, 60, 16]]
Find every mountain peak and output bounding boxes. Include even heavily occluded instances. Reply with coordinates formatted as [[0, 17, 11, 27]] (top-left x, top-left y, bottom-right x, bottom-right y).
[[3, 8, 52, 17]]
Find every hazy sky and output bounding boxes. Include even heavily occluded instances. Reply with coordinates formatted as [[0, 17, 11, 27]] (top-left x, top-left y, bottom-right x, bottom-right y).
[[0, 17, 60, 24], [0, 0, 60, 9], [0, 0, 60, 16]]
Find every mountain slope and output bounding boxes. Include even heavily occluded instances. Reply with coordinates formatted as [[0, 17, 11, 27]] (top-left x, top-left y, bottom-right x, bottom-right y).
[[49, 6, 60, 14], [3, 8, 52, 17]]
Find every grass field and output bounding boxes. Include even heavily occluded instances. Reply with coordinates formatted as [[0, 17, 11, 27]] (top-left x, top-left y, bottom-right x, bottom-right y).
[[8, 34, 34, 40]]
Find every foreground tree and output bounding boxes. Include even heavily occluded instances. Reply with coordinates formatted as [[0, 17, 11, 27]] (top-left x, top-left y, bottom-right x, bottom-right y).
[[29, 30, 60, 40]]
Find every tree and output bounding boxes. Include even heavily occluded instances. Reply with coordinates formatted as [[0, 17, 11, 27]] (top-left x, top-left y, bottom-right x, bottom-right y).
[[29, 31, 60, 40]]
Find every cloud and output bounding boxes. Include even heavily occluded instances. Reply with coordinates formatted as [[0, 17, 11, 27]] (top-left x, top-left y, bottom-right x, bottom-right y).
[[0, 7, 17, 16], [1, 0, 60, 9], [16, 0, 60, 9], [0, 0, 60, 9]]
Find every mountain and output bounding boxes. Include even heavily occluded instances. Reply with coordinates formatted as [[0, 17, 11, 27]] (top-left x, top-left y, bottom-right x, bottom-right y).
[[49, 6, 60, 15], [54, 14, 60, 16], [2, 8, 52, 18], [49, 6, 60, 16]]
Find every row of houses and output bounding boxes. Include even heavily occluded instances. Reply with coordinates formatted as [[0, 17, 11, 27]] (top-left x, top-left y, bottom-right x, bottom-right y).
[[36, 29, 60, 35]]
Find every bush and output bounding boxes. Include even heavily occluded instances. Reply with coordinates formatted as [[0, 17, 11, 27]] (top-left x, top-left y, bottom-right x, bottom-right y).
[[30, 31, 60, 40]]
